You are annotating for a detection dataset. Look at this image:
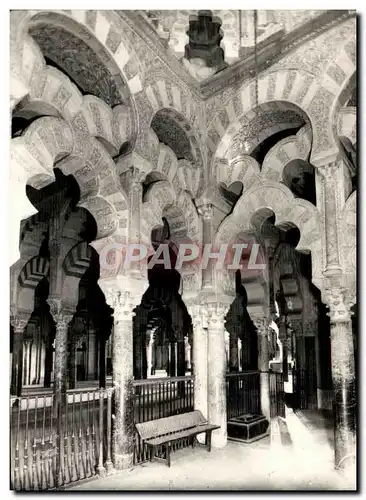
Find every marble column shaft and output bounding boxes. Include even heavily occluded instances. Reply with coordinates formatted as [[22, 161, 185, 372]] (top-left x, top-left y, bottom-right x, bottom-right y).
[[326, 288, 356, 471], [53, 314, 73, 404], [112, 315, 134, 470], [198, 204, 214, 289], [207, 303, 229, 448], [188, 305, 208, 420], [106, 289, 143, 471], [318, 163, 342, 272], [11, 317, 29, 396], [252, 316, 271, 419]]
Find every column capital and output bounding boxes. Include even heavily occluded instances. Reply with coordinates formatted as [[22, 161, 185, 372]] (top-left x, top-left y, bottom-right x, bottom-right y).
[[185, 302, 207, 329], [317, 161, 340, 180], [197, 202, 213, 219], [206, 302, 230, 327], [47, 298, 75, 326], [251, 316, 269, 334], [10, 312, 31, 332], [99, 276, 148, 318], [323, 286, 354, 323]]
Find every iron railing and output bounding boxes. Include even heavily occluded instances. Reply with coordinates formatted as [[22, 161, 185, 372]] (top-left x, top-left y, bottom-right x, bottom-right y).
[[226, 371, 261, 420], [132, 376, 194, 464], [10, 387, 114, 491], [292, 368, 318, 410]]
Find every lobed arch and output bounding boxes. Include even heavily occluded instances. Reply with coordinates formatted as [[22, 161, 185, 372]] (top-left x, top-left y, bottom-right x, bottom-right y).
[[214, 155, 260, 195], [134, 129, 203, 198], [17, 256, 50, 313], [12, 36, 135, 156], [323, 28, 357, 153], [215, 181, 324, 289], [61, 241, 93, 306], [261, 125, 312, 183], [336, 106, 356, 146], [206, 69, 340, 168], [140, 180, 202, 249], [10, 10, 143, 110], [10, 115, 129, 242]]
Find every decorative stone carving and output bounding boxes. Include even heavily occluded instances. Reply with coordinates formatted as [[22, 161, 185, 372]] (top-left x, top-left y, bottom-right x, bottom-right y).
[[323, 286, 354, 324], [30, 24, 125, 107]]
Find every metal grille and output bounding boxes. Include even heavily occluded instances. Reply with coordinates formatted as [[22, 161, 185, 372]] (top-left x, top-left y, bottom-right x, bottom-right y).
[[10, 388, 114, 491], [226, 371, 261, 420], [269, 371, 286, 418]]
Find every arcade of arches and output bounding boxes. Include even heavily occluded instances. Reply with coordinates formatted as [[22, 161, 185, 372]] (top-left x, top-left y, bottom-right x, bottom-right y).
[[10, 10, 357, 479]]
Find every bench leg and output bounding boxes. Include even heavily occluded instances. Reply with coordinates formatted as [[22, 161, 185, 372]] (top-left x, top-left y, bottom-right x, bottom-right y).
[[192, 436, 196, 448], [166, 443, 171, 467], [149, 447, 154, 462], [206, 431, 212, 452]]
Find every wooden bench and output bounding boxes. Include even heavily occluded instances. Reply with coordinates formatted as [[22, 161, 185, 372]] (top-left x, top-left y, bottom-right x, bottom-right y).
[[135, 410, 220, 467]]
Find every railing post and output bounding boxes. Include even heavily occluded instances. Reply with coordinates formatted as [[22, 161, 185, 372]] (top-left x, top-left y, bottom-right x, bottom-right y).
[[105, 388, 114, 474], [96, 389, 106, 477]]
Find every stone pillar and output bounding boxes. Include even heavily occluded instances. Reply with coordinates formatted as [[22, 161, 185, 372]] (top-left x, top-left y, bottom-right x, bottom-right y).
[[101, 277, 147, 471], [88, 330, 97, 381], [207, 302, 230, 448], [99, 337, 106, 388], [318, 163, 342, 274], [325, 287, 356, 472], [252, 316, 271, 419], [186, 304, 208, 420], [11, 314, 30, 396], [48, 299, 74, 406], [198, 204, 214, 289], [146, 330, 154, 378], [110, 293, 135, 469], [184, 335, 191, 372]]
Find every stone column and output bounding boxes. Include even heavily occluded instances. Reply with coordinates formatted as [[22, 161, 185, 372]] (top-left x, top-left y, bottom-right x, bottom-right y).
[[48, 299, 74, 406], [184, 335, 191, 372], [198, 204, 214, 289], [146, 330, 154, 378], [88, 330, 97, 381], [318, 163, 342, 274], [110, 292, 135, 469], [207, 302, 230, 448], [186, 304, 208, 420], [101, 278, 147, 471], [325, 287, 356, 472], [252, 316, 271, 419], [11, 314, 30, 397]]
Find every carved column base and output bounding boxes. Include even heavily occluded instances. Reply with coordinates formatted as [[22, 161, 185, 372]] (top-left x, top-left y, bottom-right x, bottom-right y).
[[113, 452, 134, 471]]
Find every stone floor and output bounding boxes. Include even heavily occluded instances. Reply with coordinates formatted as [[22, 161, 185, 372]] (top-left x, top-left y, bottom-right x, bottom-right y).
[[70, 409, 356, 491]]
